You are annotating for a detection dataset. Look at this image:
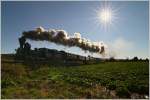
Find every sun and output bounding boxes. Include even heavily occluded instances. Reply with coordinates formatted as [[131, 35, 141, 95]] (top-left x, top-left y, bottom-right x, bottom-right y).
[[94, 2, 118, 31], [99, 8, 112, 24]]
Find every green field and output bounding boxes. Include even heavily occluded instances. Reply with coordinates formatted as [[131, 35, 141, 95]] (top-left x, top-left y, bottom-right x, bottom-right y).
[[1, 56, 149, 99]]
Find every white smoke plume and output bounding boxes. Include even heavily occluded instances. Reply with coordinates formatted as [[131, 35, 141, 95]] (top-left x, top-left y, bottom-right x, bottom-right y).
[[22, 27, 107, 55]]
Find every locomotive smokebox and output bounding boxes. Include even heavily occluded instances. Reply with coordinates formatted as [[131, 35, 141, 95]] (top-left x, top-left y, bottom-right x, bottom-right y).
[[19, 36, 26, 49]]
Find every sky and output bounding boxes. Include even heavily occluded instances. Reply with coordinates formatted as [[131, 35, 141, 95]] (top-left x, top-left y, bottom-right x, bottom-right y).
[[1, 1, 149, 59]]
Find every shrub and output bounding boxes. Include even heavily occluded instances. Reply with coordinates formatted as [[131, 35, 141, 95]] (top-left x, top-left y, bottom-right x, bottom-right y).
[[106, 81, 116, 90], [2, 87, 29, 99], [116, 86, 130, 98], [2, 64, 26, 79], [1, 79, 16, 88], [137, 85, 149, 95], [127, 82, 139, 93], [100, 79, 109, 86]]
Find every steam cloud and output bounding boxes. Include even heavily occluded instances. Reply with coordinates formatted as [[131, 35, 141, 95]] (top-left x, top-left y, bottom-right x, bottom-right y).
[[22, 27, 107, 55]]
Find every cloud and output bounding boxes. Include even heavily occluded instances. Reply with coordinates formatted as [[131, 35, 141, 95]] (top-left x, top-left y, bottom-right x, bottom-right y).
[[107, 37, 134, 58], [113, 37, 133, 50]]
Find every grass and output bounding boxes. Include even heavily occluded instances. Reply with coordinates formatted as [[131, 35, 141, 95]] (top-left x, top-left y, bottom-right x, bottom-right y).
[[1, 57, 149, 99]]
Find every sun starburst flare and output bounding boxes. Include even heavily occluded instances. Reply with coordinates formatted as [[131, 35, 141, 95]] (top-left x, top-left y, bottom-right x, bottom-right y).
[[99, 8, 112, 24], [94, 2, 119, 32]]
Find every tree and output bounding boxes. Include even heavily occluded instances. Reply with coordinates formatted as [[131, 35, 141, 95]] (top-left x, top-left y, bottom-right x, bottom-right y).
[[109, 57, 115, 61], [133, 56, 138, 61], [145, 58, 149, 61]]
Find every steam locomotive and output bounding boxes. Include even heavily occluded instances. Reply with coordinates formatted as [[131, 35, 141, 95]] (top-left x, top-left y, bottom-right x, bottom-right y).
[[15, 36, 101, 65]]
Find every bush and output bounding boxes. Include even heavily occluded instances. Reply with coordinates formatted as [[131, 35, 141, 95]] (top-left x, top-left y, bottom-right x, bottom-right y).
[[138, 85, 149, 95], [2, 64, 26, 79], [1, 79, 16, 88], [116, 86, 130, 98], [2, 87, 29, 99], [100, 79, 109, 86], [127, 82, 139, 93], [106, 81, 116, 90]]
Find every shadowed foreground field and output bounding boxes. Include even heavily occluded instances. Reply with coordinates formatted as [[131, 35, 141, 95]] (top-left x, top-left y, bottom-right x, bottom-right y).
[[1, 56, 149, 99]]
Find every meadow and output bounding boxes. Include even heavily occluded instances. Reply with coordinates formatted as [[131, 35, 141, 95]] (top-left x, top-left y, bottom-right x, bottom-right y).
[[1, 55, 149, 99]]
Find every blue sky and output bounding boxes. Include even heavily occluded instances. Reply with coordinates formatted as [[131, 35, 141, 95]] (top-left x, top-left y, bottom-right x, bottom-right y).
[[1, 1, 149, 59]]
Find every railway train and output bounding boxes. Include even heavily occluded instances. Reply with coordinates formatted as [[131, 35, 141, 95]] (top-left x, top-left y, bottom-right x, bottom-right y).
[[15, 37, 101, 66]]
